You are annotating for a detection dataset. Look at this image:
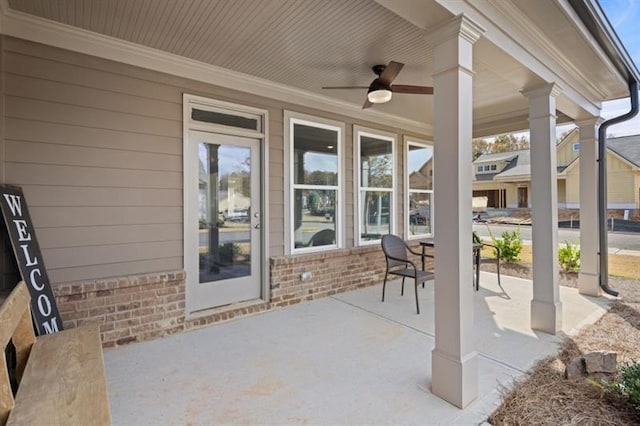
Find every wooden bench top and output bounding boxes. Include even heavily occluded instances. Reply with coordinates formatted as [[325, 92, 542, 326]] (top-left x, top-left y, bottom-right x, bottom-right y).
[[6, 324, 111, 425]]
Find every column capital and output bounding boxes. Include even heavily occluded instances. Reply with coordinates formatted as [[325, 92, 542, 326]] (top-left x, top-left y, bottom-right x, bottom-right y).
[[575, 117, 604, 129], [426, 14, 485, 48], [521, 83, 563, 100]]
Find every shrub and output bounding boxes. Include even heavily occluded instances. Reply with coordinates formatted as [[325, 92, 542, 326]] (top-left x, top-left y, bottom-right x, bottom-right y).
[[558, 241, 580, 272], [596, 361, 640, 410], [490, 228, 522, 262]]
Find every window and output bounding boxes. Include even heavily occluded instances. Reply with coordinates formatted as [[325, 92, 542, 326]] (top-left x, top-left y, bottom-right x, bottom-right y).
[[356, 128, 396, 244], [405, 140, 433, 238], [287, 114, 342, 253], [573, 143, 580, 152], [476, 164, 497, 173]]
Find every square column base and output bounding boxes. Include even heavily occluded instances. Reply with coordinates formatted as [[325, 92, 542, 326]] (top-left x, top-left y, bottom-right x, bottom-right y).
[[531, 299, 562, 334], [578, 272, 601, 297], [431, 349, 478, 408]]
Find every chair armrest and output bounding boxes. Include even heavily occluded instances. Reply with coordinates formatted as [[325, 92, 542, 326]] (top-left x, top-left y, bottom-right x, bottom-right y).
[[481, 242, 501, 259], [407, 246, 433, 259]]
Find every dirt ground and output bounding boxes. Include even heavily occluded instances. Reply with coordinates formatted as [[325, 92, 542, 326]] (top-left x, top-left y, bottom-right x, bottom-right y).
[[483, 259, 640, 425]]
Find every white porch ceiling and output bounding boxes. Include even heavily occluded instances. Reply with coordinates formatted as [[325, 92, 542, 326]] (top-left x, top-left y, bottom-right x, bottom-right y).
[[7, 0, 627, 136]]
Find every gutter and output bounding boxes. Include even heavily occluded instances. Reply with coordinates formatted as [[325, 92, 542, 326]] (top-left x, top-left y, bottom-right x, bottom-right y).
[[597, 82, 638, 296], [569, 0, 640, 296]]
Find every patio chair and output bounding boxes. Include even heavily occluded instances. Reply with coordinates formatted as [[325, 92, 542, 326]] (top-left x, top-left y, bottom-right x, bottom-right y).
[[307, 229, 335, 247], [473, 232, 505, 293], [381, 234, 434, 314]]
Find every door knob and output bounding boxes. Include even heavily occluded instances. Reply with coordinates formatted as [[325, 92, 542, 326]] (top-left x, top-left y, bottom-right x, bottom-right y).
[[254, 223, 261, 229]]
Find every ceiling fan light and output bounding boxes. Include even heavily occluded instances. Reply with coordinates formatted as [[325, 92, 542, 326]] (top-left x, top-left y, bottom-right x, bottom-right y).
[[368, 88, 392, 103]]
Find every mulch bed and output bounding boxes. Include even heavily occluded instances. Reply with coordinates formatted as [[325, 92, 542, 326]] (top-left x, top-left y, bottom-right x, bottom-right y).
[[482, 262, 640, 425]]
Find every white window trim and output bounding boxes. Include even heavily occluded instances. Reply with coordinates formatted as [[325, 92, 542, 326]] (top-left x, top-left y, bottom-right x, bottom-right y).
[[404, 136, 434, 240], [354, 126, 397, 246], [284, 111, 345, 255]]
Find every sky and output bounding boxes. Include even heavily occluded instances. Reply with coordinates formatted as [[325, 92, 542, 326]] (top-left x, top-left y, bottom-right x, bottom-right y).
[[506, 0, 640, 141], [598, 0, 640, 137]]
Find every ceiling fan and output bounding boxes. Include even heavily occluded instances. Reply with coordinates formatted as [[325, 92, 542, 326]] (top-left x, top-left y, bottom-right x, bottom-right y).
[[322, 61, 433, 109]]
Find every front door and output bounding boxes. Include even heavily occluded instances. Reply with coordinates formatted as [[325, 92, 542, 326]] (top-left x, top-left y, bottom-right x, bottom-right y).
[[518, 187, 528, 208], [185, 130, 262, 313]]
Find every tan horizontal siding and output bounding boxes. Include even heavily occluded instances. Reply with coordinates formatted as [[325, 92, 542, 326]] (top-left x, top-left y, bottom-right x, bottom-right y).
[[6, 163, 181, 188], [36, 224, 183, 249], [42, 240, 181, 269], [4, 49, 180, 103], [5, 118, 181, 155], [6, 96, 181, 137], [20, 186, 181, 207], [5, 72, 182, 121], [29, 206, 182, 228], [47, 258, 183, 284], [6, 140, 181, 172]]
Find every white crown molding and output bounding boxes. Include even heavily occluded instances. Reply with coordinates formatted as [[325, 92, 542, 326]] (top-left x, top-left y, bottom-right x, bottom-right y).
[[522, 83, 563, 100], [487, 0, 611, 101], [0, 7, 431, 136], [426, 14, 486, 48], [431, 0, 608, 119]]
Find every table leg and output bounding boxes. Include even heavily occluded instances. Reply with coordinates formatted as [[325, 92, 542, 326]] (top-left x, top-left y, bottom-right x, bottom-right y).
[[475, 248, 480, 291]]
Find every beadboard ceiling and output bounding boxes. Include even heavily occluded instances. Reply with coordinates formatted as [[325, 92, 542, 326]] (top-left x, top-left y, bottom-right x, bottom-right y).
[[6, 0, 623, 134]]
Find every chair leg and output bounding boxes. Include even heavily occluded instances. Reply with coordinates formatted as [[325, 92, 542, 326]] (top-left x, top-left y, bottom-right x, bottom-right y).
[[382, 270, 389, 302], [401, 277, 405, 296], [414, 278, 420, 314], [496, 259, 505, 293]]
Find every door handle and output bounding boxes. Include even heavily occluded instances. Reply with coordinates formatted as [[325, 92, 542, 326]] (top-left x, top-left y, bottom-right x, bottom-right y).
[[254, 223, 261, 229]]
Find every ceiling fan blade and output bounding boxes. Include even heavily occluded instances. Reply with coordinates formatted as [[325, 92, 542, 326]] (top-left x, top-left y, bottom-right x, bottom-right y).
[[322, 86, 369, 89], [362, 98, 373, 109], [378, 61, 404, 85], [391, 85, 434, 95]]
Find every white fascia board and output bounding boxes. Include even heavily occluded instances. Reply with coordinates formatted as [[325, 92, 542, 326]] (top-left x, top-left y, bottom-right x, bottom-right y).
[[0, 8, 431, 136], [431, 0, 608, 118]]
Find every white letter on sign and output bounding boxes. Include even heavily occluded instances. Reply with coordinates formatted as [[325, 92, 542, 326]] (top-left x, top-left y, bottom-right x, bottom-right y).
[[3, 194, 22, 216], [20, 244, 38, 266], [42, 317, 59, 333], [29, 268, 44, 291], [13, 220, 31, 241], [37, 294, 52, 317]]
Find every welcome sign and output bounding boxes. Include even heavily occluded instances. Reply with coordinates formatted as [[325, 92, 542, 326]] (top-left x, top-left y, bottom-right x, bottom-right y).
[[0, 185, 62, 334]]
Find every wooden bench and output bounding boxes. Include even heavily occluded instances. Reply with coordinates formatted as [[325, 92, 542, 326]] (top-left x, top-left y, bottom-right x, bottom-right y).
[[1, 281, 111, 425]]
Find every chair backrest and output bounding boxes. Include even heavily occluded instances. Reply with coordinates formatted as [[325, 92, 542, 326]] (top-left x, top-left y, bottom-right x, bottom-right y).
[[381, 234, 408, 268], [308, 229, 335, 247], [0, 281, 36, 424]]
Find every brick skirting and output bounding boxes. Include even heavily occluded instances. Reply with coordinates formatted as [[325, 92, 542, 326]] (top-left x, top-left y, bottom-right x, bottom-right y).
[[52, 243, 430, 348]]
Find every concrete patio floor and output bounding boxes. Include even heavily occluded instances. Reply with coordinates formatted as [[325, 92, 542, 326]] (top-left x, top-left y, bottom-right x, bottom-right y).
[[104, 272, 610, 425]]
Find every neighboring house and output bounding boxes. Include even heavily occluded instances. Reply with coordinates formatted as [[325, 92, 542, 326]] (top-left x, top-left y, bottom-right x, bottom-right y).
[[473, 129, 640, 210], [0, 0, 635, 409]]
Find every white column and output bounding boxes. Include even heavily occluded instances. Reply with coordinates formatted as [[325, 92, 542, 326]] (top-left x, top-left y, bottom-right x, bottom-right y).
[[523, 84, 563, 334], [577, 118, 602, 296], [429, 14, 484, 409]]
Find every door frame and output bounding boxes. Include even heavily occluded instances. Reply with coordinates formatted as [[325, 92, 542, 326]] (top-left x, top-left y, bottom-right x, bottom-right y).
[[183, 94, 269, 318]]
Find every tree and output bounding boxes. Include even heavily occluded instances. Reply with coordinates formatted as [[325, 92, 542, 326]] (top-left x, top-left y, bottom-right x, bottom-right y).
[[491, 134, 529, 153], [472, 138, 490, 160]]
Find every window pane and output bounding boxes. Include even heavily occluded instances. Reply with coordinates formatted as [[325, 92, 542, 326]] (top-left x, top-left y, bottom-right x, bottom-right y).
[[408, 192, 432, 236], [360, 190, 390, 240], [360, 136, 392, 188], [293, 189, 336, 248], [192, 108, 259, 131], [408, 144, 433, 190], [293, 123, 338, 185], [198, 143, 252, 283]]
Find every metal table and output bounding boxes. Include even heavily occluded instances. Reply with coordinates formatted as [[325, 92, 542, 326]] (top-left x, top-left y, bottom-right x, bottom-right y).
[[419, 239, 483, 290]]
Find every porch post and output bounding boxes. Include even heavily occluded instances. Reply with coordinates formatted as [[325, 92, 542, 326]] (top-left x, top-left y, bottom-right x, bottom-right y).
[[523, 84, 563, 334], [577, 118, 602, 296], [429, 14, 484, 409]]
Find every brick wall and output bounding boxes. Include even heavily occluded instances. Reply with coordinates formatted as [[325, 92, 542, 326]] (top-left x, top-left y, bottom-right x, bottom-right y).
[[52, 243, 431, 348]]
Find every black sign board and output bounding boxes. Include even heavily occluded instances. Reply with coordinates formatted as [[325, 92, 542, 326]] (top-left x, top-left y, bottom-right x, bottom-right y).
[[0, 185, 62, 334]]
